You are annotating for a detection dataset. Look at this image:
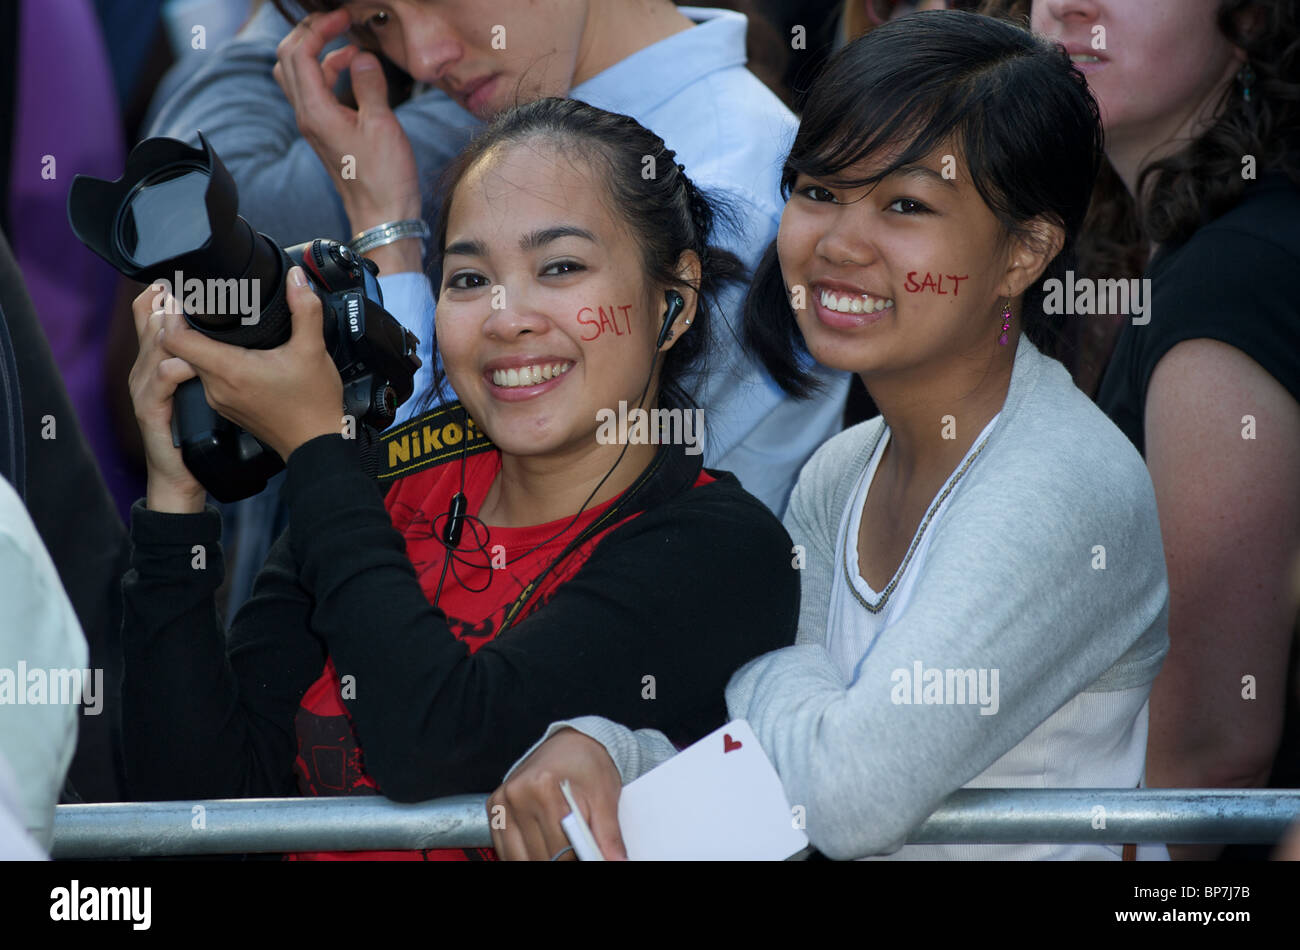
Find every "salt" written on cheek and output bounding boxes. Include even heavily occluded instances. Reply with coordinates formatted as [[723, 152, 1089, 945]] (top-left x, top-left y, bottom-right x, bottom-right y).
[[577, 304, 634, 341], [904, 271, 969, 295]]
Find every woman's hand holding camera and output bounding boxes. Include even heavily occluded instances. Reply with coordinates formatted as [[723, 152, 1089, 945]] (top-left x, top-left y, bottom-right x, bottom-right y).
[[130, 286, 206, 514], [130, 268, 345, 513], [273, 10, 423, 274]]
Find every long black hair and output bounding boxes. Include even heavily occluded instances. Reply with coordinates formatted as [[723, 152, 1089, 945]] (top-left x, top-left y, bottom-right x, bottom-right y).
[[417, 97, 747, 415], [744, 9, 1104, 397]]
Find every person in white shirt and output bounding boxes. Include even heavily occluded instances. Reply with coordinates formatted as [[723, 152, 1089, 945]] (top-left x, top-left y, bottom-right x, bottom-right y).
[[0, 475, 88, 854]]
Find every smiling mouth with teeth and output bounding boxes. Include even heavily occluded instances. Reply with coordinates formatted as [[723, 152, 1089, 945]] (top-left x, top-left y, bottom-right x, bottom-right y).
[[491, 361, 574, 388], [820, 289, 895, 314]]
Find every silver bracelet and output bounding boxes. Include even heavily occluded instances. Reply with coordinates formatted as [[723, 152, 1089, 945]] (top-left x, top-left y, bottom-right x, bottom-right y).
[[349, 218, 430, 257]]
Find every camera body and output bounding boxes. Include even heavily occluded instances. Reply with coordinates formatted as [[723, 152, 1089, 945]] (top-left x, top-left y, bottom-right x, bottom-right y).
[[169, 237, 419, 502], [67, 132, 422, 502]]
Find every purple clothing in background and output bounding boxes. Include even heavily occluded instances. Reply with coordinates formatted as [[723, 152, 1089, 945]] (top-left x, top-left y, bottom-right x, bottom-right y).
[[10, 0, 139, 520]]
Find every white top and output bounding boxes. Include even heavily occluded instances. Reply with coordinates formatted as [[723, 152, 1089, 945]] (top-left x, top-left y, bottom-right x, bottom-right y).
[[826, 414, 1000, 683]]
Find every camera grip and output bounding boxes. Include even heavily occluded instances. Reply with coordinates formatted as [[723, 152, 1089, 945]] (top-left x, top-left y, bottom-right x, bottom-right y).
[[172, 376, 285, 503]]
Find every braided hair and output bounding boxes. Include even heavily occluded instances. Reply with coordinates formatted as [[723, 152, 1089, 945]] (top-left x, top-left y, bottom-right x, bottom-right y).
[[677, 162, 711, 254]]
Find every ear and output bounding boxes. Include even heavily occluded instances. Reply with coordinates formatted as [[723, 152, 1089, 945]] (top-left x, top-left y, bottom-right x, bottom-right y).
[[999, 216, 1065, 300], [1231, 3, 1266, 58], [658, 250, 703, 353]]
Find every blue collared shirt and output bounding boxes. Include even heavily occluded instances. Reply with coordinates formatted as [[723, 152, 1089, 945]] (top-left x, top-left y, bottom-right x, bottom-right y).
[[380, 7, 848, 515]]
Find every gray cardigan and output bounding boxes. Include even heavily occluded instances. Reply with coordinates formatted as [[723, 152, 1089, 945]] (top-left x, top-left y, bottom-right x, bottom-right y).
[[510, 337, 1170, 859]]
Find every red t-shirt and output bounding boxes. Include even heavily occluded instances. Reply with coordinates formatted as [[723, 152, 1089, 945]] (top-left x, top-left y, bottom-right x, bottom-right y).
[[287, 451, 713, 860]]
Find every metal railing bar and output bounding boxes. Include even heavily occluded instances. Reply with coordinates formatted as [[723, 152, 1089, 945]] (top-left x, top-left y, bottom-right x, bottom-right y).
[[49, 788, 1300, 859]]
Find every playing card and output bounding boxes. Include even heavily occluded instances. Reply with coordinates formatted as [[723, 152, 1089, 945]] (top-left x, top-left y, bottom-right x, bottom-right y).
[[615, 719, 809, 860]]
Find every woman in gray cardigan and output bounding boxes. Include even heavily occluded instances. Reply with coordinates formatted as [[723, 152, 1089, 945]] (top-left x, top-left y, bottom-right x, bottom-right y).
[[488, 11, 1170, 861]]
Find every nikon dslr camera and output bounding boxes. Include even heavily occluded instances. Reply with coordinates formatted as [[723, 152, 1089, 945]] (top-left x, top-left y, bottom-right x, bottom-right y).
[[67, 132, 421, 502]]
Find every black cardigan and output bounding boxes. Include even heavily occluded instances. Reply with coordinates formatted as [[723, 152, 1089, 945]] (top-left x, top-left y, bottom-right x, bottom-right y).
[[120, 433, 799, 803]]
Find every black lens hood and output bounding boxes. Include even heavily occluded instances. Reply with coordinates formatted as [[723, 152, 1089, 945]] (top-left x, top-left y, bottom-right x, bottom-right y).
[[67, 130, 243, 283]]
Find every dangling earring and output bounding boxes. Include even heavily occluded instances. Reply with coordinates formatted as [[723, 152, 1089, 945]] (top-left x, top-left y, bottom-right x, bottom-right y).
[[1238, 61, 1256, 102], [998, 301, 1012, 346]]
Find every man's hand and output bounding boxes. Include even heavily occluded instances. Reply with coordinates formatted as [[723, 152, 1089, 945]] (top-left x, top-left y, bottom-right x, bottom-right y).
[[273, 10, 422, 245], [488, 729, 628, 861]]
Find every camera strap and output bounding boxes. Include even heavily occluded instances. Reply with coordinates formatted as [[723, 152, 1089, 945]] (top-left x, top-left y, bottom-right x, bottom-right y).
[[374, 401, 494, 485]]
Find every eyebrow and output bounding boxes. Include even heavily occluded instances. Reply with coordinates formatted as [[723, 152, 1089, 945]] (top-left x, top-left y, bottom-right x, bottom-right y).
[[520, 225, 597, 251], [443, 226, 598, 259], [887, 164, 958, 190], [443, 238, 488, 258]]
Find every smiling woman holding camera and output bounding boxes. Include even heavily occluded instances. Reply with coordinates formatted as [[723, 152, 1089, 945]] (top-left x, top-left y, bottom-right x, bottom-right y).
[[118, 98, 798, 860]]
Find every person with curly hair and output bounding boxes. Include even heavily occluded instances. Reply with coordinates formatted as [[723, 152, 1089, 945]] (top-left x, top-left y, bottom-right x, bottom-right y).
[[1030, 0, 1300, 860]]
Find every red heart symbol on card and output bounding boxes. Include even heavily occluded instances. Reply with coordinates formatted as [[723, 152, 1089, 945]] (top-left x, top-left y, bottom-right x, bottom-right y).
[[723, 734, 742, 753]]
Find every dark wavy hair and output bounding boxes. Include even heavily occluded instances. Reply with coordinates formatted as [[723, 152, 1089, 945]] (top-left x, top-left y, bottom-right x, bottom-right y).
[[981, 0, 1300, 393], [415, 97, 746, 414], [743, 10, 1103, 397], [1139, 1, 1299, 243]]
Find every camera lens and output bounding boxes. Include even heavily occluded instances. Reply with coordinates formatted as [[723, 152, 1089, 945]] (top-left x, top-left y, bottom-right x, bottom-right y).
[[117, 165, 213, 269]]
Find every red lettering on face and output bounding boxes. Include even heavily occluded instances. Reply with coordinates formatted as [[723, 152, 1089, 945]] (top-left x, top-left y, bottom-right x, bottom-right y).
[[577, 307, 600, 341], [577, 303, 638, 340], [903, 272, 971, 294]]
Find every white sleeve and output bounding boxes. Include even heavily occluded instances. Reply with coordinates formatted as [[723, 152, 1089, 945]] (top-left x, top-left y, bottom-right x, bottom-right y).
[[503, 716, 678, 786], [0, 751, 46, 860], [0, 479, 88, 852]]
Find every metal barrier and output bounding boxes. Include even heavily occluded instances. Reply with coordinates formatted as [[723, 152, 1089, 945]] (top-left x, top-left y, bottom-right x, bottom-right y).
[[50, 789, 1300, 858]]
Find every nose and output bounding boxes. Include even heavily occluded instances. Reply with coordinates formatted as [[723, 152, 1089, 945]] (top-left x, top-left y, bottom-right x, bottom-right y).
[[1034, 0, 1102, 29], [403, 14, 462, 84], [813, 205, 879, 271], [481, 285, 551, 342]]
